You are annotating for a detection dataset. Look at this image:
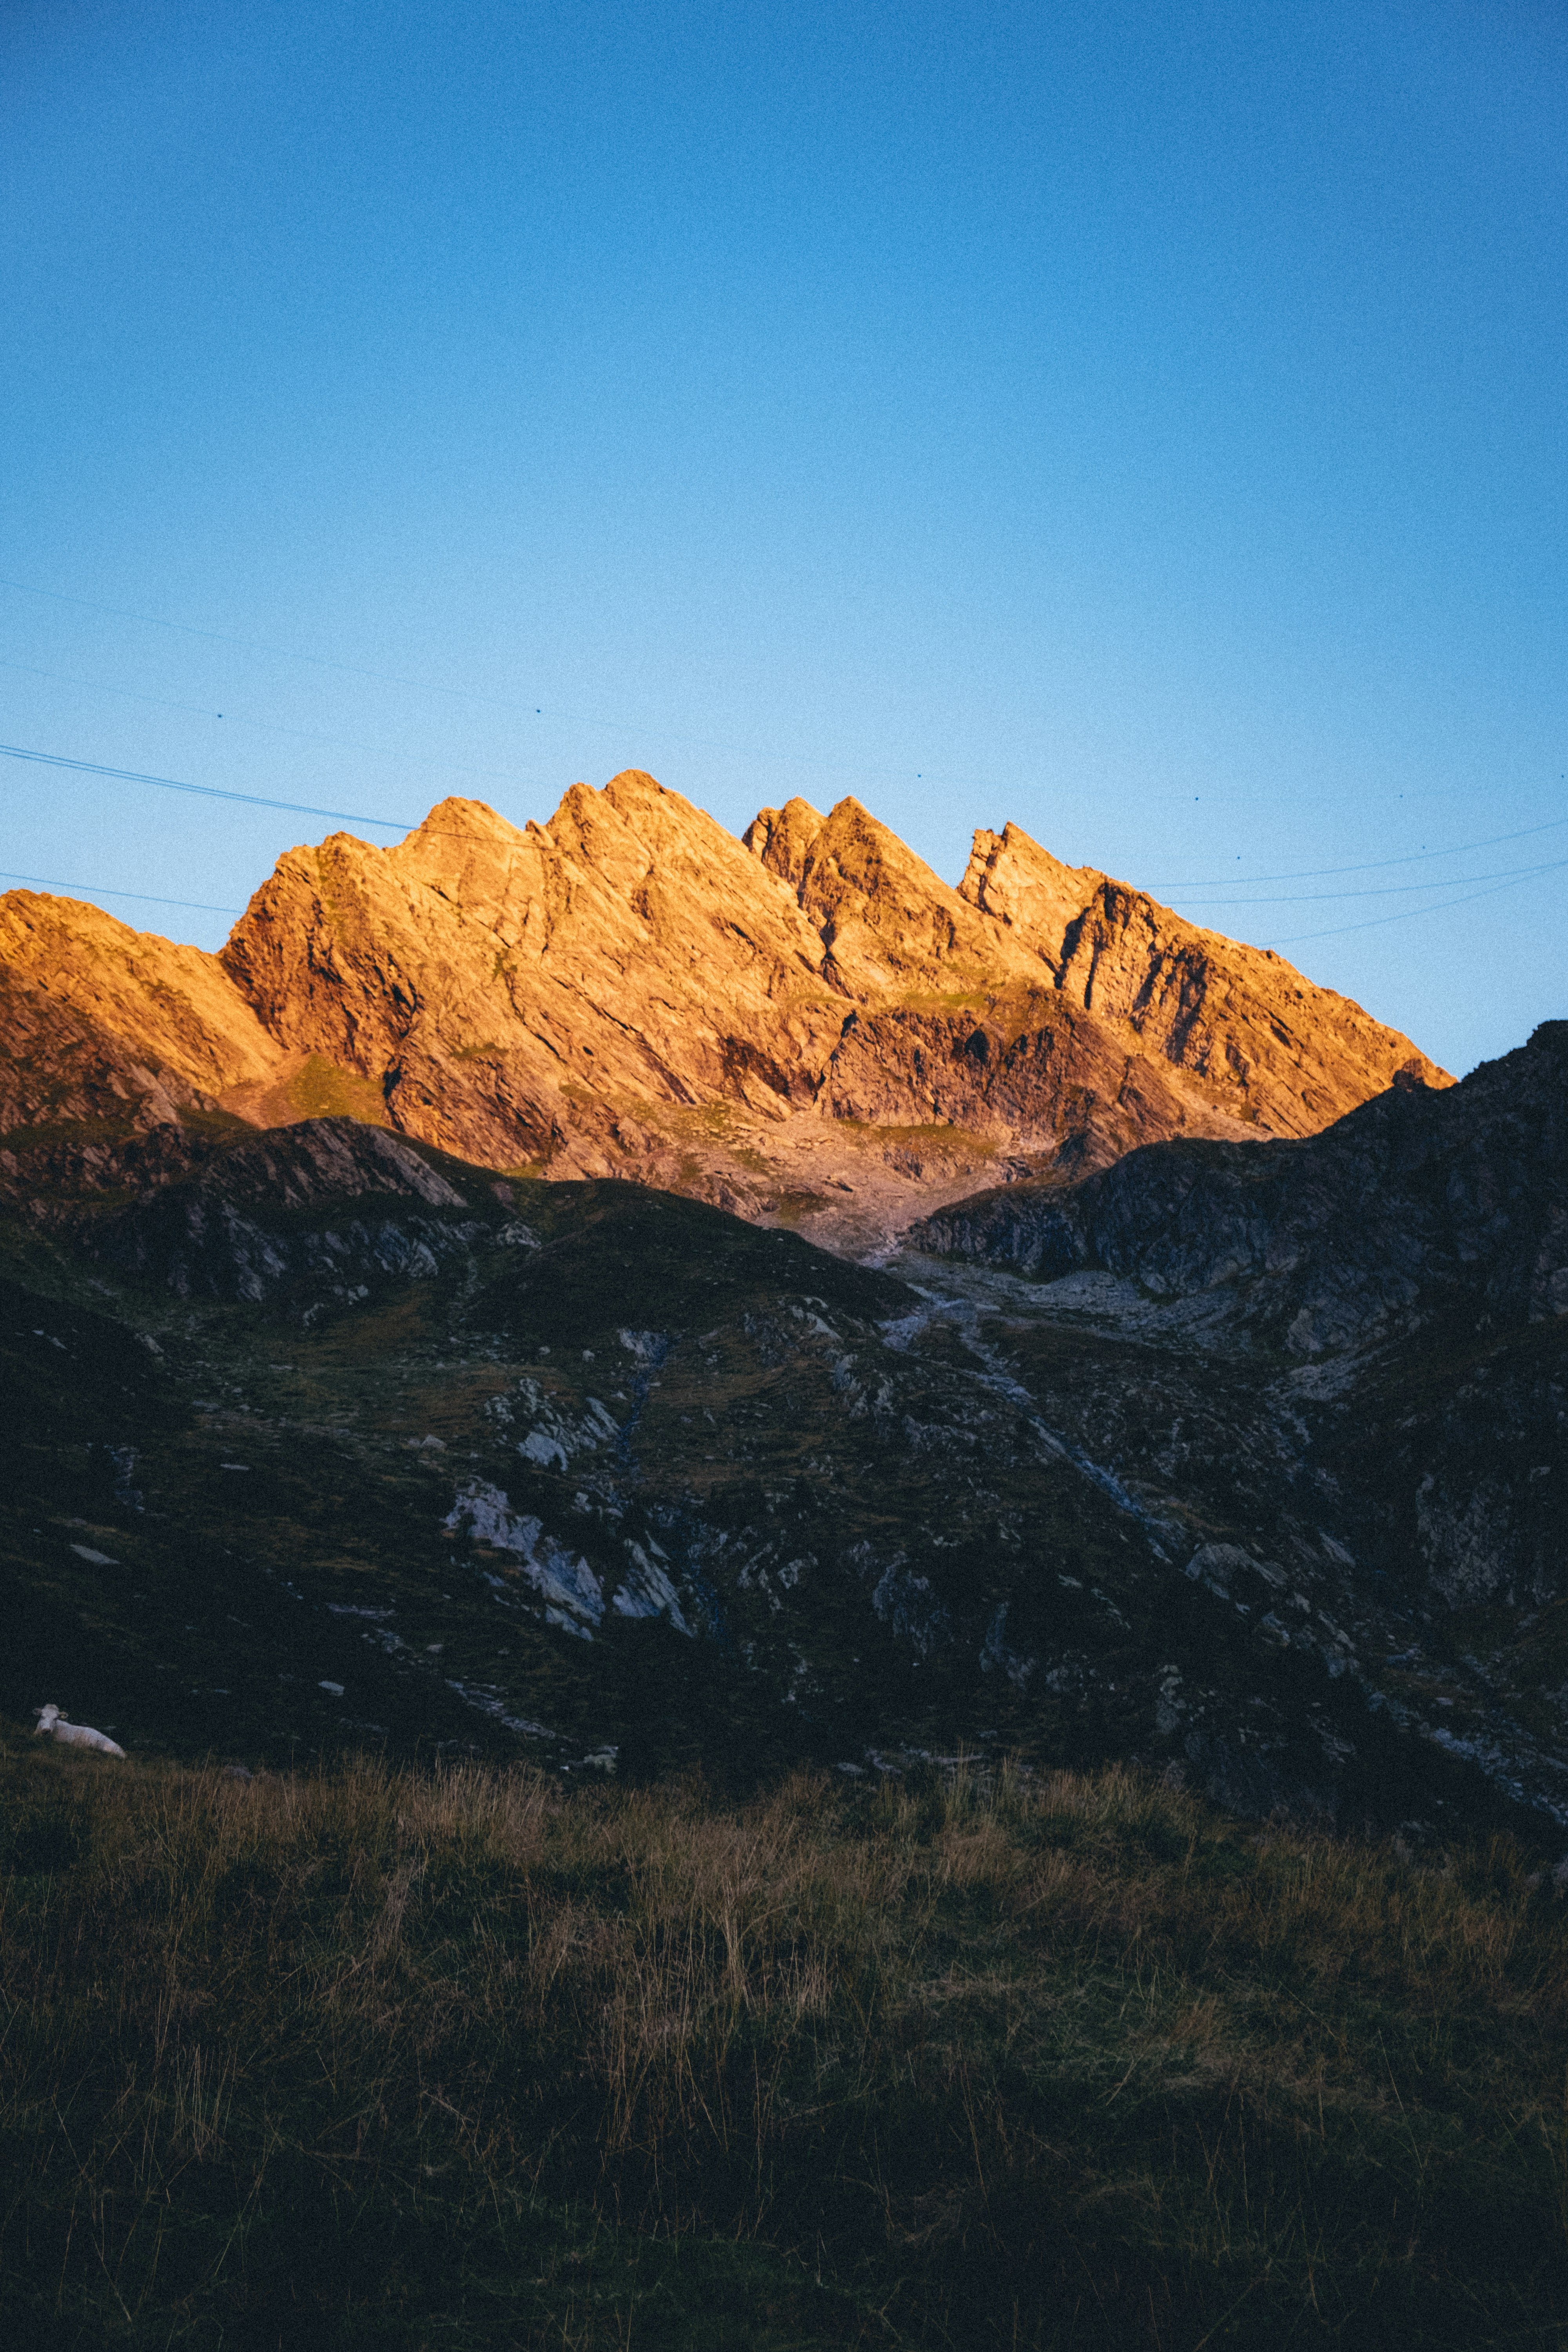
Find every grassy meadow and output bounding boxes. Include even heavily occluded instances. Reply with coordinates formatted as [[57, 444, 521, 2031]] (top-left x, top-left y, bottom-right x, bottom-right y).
[[2, 1730, 1566, 2349]]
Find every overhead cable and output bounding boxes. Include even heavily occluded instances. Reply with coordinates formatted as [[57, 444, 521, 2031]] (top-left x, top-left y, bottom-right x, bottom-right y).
[[0, 657, 544, 791], [3, 738, 1562, 949], [1170, 853, 1568, 907], [5, 572, 1564, 846], [0, 740, 417, 830], [0, 868, 242, 914], [0, 573, 885, 785], [1149, 810, 1568, 890], [1265, 863, 1563, 947]]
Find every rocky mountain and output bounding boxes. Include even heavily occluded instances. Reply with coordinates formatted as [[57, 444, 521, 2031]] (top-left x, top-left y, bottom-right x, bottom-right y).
[[0, 891, 280, 1134], [907, 1024, 1568, 1809], [0, 770, 1445, 1244], [955, 818, 1437, 1133], [4, 1037, 1564, 1841], [913, 1022, 1568, 1357], [16, 767, 1548, 1840]]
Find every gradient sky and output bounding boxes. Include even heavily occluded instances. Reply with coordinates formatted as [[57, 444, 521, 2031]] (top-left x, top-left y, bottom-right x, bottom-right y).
[[4, 0, 1565, 1076]]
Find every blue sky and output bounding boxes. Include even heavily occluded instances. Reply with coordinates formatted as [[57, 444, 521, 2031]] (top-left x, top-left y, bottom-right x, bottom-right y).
[[3, 0, 1564, 1075]]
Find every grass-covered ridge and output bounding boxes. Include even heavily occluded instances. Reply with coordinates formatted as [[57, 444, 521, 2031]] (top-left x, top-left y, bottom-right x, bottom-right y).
[[3, 1737, 1566, 2349]]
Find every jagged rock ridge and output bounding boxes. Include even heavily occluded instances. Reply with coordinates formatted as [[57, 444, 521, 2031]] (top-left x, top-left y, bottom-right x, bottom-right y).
[[0, 771, 1447, 1240]]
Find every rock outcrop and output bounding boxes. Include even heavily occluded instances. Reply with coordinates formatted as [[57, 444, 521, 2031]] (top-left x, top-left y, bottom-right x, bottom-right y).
[[955, 820, 1442, 1136], [87, 1119, 481, 1305], [911, 1021, 1568, 1626], [913, 1021, 1568, 1354], [221, 775, 842, 1169], [0, 771, 1448, 1238], [0, 891, 280, 1134]]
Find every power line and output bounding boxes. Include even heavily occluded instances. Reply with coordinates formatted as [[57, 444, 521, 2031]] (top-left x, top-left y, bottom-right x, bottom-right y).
[[0, 574, 533, 710], [1149, 810, 1568, 889], [0, 740, 419, 831], [1169, 852, 1568, 907], [1264, 863, 1563, 947], [0, 572, 898, 787], [4, 843, 1555, 949], [7, 572, 1565, 847], [0, 657, 548, 792], [4, 734, 1562, 952], [0, 869, 242, 914], [0, 738, 555, 853]]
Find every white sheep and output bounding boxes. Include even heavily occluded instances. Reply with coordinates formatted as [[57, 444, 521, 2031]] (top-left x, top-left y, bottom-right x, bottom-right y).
[[33, 1704, 126, 1759]]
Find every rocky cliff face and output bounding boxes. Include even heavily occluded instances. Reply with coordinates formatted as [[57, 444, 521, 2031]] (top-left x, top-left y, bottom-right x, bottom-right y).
[[0, 891, 280, 1134], [913, 1023, 1568, 1353], [912, 1023, 1568, 1679], [221, 776, 842, 1164], [0, 771, 1446, 1241], [956, 820, 1440, 1135]]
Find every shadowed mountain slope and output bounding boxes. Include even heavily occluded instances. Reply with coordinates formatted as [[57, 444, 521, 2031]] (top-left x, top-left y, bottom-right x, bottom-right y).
[[913, 1022, 1568, 1354], [4, 1098, 1564, 1838], [904, 1024, 1568, 1770]]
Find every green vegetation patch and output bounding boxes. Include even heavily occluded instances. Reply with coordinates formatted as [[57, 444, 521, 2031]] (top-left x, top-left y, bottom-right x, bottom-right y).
[[285, 1054, 390, 1125], [2, 1739, 1565, 2349], [769, 1186, 831, 1222], [833, 1117, 1002, 1161]]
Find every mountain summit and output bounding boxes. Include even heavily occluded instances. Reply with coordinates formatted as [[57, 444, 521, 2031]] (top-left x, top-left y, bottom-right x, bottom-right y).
[[0, 771, 1445, 1240], [2, 782, 1563, 1851]]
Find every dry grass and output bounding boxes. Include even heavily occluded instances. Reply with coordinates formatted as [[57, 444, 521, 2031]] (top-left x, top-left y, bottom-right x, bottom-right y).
[[2, 1736, 1566, 2348]]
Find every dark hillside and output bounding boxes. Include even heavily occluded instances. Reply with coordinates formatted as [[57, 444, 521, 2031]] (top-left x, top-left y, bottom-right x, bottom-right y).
[[2, 1104, 1563, 1831], [902, 1024, 1568, 1827], [913, 1019, 1568, 1352]]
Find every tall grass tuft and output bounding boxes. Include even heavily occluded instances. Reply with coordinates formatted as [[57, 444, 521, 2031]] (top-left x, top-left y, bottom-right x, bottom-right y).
[[2, 1731, 1565, 2347]]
